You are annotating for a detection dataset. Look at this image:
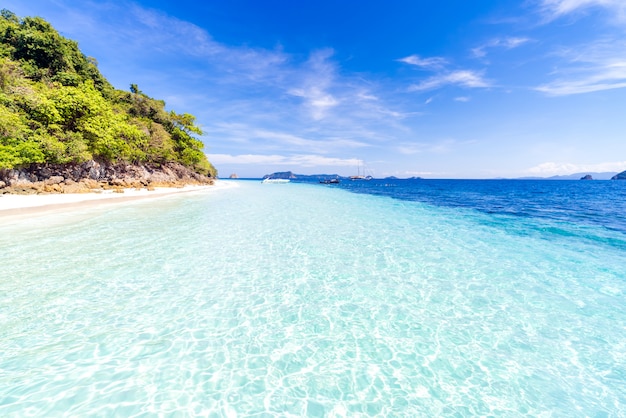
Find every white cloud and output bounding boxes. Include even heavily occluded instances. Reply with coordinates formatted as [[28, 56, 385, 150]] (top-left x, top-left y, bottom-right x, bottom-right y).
[[250, 129, 369, 153], [357, 91, 378, 101], [536, 40, 626, 95], [409, 70, 490, 92], [472, 49, 487, 59], [289, 87, 338, 118], [207, 153, 361, 167], [396, 144, 425, 155], [206, 123, 371, 156], [527, 161, 626, 175], [539, 0, 626, 20], [207, 154, 287, 165], [396, 138, 473, 155], [379, 170, 437, 178], [43, 1, 289, 89], [454, 96, 470, 102], [112, 5, 227, 59], [397, 55, 448, 70], [472, 37, 531, 58], [504, 37, 532, 49], [536, 76, 626, 95], [399, 55, 490, 94], [13, 1, 419, 154], [287, 49, 341, 121]]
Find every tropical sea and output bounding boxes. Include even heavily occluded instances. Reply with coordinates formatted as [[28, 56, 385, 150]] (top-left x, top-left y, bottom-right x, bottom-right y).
[[1, 179, 625, 416]]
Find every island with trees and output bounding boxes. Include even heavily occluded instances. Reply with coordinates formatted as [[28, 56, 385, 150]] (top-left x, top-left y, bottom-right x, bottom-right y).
[[0, 9, 216, 194]]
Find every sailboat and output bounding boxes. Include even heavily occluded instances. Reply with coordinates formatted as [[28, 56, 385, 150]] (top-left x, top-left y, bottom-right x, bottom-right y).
[[350, 161, 372, 180]]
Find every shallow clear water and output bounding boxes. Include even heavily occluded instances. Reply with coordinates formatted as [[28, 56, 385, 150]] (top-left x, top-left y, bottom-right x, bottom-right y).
[[1, 180, 625, 416]]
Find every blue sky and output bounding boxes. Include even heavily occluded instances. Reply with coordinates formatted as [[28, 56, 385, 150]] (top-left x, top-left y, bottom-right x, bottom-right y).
[[5, 0, 626, 178]]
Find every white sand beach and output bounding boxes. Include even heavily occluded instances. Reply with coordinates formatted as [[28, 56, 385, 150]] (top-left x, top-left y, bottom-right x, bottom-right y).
[[0, 180, 238, 217]]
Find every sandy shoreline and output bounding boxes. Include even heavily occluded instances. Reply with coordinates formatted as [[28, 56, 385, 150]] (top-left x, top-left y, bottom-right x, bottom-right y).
[[0, 180, 237, 218]]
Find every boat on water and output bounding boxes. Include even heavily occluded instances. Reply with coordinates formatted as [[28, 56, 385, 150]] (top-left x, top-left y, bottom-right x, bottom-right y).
[[262, 178, 290, 184], [349, 174, 373, 181], [350, 161, 373, 180], [320, 178, 340, 184]]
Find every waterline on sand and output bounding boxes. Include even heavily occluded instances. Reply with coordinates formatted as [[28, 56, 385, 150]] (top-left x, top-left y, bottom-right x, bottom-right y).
[[0, 181, 236, 218]]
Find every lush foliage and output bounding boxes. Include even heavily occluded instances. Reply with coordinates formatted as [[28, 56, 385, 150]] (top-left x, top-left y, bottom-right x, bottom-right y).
[[0, 9, 216, 176]]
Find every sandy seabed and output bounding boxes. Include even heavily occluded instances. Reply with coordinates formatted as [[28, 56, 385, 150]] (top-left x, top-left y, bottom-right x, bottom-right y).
[[0, 180, 238, 218]]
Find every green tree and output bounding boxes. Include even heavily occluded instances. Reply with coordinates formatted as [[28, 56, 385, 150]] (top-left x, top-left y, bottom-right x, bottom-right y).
[[0, 10, 216, 177]]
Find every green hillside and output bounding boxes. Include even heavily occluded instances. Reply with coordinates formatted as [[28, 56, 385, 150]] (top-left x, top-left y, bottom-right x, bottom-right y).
[[0, 9, 216, 177]]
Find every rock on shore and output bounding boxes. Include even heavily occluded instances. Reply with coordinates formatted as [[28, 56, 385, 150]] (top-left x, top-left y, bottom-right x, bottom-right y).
[[0, 161, 214, 194]]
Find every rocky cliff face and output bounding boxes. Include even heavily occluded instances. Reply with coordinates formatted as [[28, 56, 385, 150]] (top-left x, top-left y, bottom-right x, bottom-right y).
[[0, 160, 213, 194]]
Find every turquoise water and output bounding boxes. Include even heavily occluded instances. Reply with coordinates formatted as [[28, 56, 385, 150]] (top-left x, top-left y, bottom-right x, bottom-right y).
[[1, 180, 625, 416]]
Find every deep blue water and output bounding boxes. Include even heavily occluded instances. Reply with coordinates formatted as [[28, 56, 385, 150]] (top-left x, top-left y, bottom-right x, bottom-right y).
[[309, 179, 626, 249], [332, 179, 626, 231]]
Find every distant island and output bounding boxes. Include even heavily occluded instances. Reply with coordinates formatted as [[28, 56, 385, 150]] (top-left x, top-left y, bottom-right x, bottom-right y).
[[261, 170, 626, 181], [0, 10, 216, 194], [514, 172, 620, 180], [263, 171, 299, 180], [261, 171, 426, 181], [262, 171, 377, 181], [263, 171, 341, 181], [612, 170, 626, 180]]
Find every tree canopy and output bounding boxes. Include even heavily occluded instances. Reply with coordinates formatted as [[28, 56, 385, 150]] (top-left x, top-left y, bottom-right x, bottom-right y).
[[0, 9, 216, 177]]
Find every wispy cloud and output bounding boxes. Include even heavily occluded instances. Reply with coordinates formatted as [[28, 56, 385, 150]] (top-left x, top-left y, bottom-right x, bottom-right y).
[[129, 5, 291, 85], [287, 49, 341, 121], [396, 144, 425, 155], [17, 0, 624, 178], [526, 160, 626, 175], [397, 55, 448, 70], [66, 3, 409, 149], [206, 123, 370, 154], [396, 138, 473, 155], [207, 153, 361, 167], [535, 40, 626, 95], [252, 129, 369, 153], [472, 37, 531, 58], [408, 70, 490, 92], [37, 1, 290, 90], [536, 64, 626, 95], [539, 0, 626, 21], [130, 5, 222, 56]]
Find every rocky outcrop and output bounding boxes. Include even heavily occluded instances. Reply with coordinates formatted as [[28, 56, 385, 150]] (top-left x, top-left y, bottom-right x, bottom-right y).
[[0, 160, 213, 194], [580, 174, 593, 180], [229, 173, 239, 179], [611, 170, 626, 180]]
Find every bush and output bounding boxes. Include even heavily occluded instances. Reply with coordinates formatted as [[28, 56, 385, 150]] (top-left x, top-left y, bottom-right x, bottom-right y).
[[0, 10, 217, 177]]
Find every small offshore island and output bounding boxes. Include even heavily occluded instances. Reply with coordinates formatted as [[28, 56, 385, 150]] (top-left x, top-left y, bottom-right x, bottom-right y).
[[0, 10, 216, 195]]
